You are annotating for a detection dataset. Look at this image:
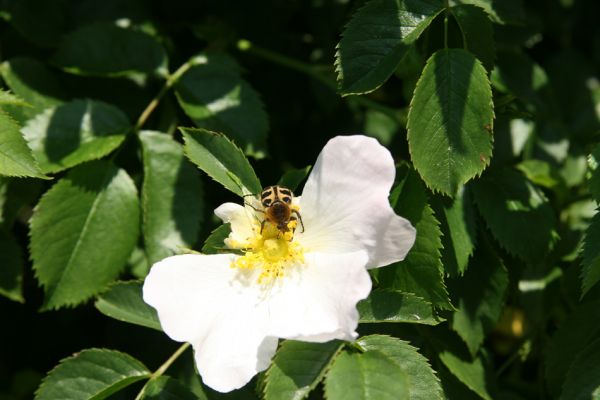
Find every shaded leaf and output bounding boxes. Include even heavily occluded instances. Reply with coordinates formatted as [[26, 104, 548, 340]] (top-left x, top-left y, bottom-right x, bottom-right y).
[[436, 187, 477, 276], [143, 376, 206, 400], [140, 131, 204, 264], [11, 0, 67, 48], [201, 224, 231, 254], [358, 335, 444, 400], [472, 168, 556, 263], [278, 166, 311, 192], [452, 4, 495, 72], [545, 299, 600, 395], [0, 110, 47, 178], [335, 0, 444, 95], [325, 348, 409, 400], [264, 340, 342, 400], [95, 281, 161, 331], [408, 49, 493, 196], [377, 167, 452, 310], [358, 289, 442, 325], [22, 99, 130, 174], [30, 161, 139, 309], [449, 239, 508, 356], [181, 127, 261, 197], [560, 338, 600, 400], [454, 0, 525, 25], [0, 229, 24, 302], [582, 211, 600, 297], [35, 349, 150, 400], [0, 57, 65, 122], [176, 54, 268, 156], [53, 23, 168, 77]]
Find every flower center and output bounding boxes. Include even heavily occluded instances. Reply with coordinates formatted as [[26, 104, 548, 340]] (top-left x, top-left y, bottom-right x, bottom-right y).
[[230, 220, 305, 283]]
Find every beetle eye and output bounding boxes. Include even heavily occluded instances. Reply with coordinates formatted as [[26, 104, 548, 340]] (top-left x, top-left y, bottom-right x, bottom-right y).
[[282, 196, 291, 204], [262, 198, 272, 207]]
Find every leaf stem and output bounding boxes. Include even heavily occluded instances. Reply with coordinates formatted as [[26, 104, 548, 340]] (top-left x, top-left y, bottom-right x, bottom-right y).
[[134, 342, 191, 400], [133, 56, 201, 132], [236, 39, 406, 126]]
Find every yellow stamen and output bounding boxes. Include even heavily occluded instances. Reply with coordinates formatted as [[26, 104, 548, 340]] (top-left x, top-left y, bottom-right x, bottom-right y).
[[229, 219, 305, 284]]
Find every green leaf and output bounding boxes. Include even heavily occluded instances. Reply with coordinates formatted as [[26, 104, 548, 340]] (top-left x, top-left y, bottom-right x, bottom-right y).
[[545, 299, 600, 396], [264, 340, 342, 400], [560, 338, 600, 400], [0, 229, 24, 302], [0, 89, 31, 107], [582, 212, 600, 297], [53, 23, 168, 77], [30, 161, 140, 309], [325, 348, 409, 400], [335, 0, 444, 95], [436, 187, 477, 276], [0, 110, 47, 178], [357, 335, 444, 400], [438, 346, 492, 400], [449, 239, 508, 356], [358, 289, 442, 325], [516, 159, 565, 190], [181, 127, 261, 197], [143, 376, 206, 400], [0, 57, 64, 122], [454, 0, 525, 25], [35, 348, 150, 400], [201, 224, 231, 254], [11, 0, 67, 48], [377, 167, 452, 310], [277, 166, 312, 192], [452, 4, 495, 72], [94, 281, 161, 331], [140, 131, 204, 264], [176, 54, 268, 156], [22, 99, 130, 174], [588, 144, 600, 202], [472, 168, 556, 263], [408, 48, 493, 196]]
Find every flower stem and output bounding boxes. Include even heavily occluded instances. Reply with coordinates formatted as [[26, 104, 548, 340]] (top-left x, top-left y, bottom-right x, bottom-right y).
[[236, 39, 406, 126], [134, 342, 191, 400], [133, 56, 200, 132]]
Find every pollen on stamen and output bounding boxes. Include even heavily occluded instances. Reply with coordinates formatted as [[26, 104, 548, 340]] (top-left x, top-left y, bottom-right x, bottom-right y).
[[228, 219, 305, 284]]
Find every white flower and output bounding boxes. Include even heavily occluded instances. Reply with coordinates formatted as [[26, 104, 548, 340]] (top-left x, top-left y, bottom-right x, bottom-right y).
[[143, 135, 416, 392]]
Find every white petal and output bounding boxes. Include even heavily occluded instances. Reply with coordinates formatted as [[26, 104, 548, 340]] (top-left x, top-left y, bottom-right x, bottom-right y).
[[296, 135, 416, 268], [265, 250, 371, 342], [214, 202, 260, 248], [143, 254, 277, 392]]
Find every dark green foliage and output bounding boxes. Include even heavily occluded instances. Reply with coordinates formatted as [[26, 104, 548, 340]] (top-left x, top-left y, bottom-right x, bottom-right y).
[[0, 0, 598, 399]]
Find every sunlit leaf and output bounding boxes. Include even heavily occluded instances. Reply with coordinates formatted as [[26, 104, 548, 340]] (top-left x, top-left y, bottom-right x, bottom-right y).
[[181, 127, 262, 197], [335, 0, 444, 95], [325, 348, 409, 400], [35, 349, 150, 400], [53, 23, 168, 77], [201, 224, 231, 255], [31, 161, 139, 309], [95, 281, 161, 331], [22, 99, 130, 174], [140, 131, 204, 264], [358, 335, 444, 400], [0, 110, 47, 179], [358, 290, 442, 325], [408, 49, 493, 196], [264, 340, 342, 400]]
